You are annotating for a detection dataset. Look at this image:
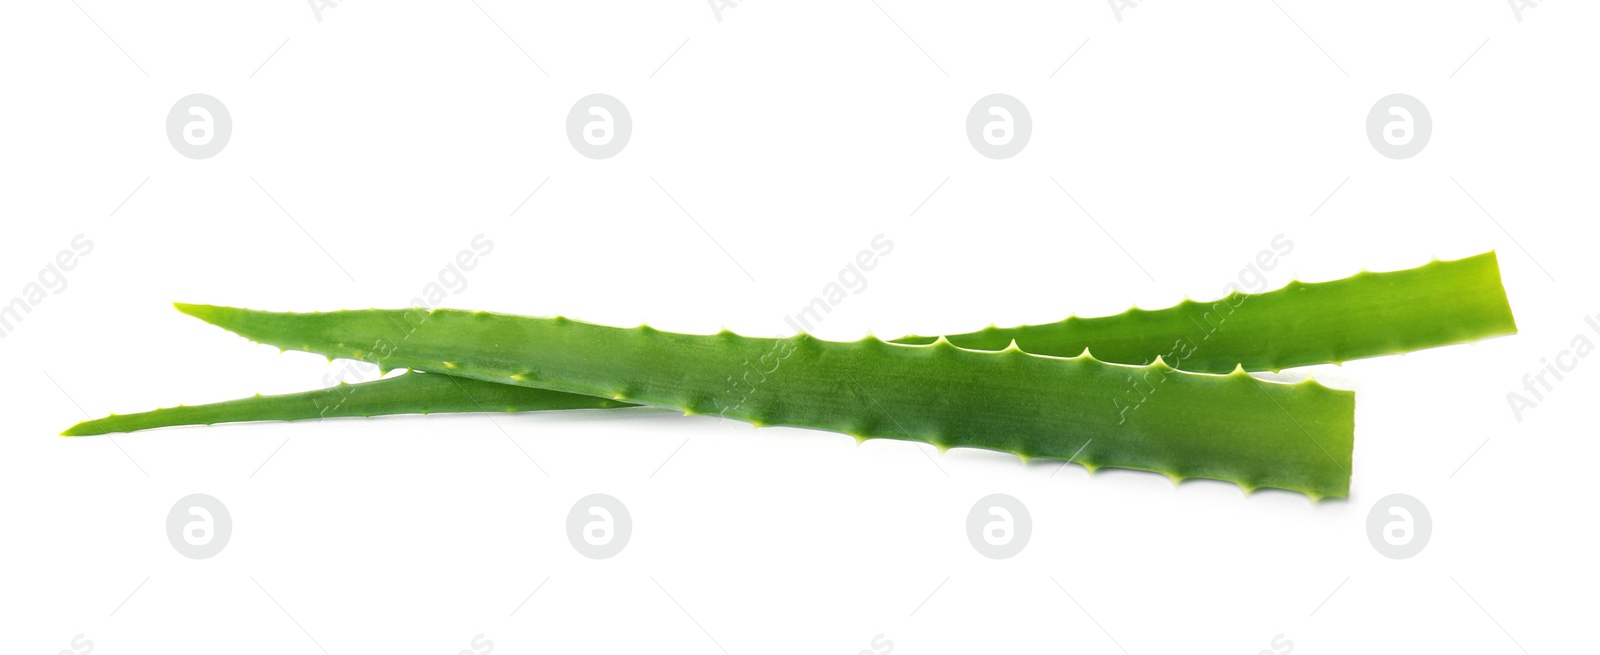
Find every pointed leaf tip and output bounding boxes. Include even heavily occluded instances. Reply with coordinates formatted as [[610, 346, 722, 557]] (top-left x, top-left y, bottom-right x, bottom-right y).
[[173, 302, 226, 320]]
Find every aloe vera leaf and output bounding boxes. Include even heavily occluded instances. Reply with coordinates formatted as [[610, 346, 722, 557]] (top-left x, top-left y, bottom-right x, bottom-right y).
[[896, 251, 1516, 373], [168, 304, 1356, 498], [59, 371, 634, 436]]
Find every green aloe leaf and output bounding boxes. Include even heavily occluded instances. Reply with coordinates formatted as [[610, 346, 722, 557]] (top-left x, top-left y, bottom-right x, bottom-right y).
[[154, 303, 1356, 498], [900, 251, 1516, 372], [62, 253, 1512, 487], [60, 370, 633, 437]]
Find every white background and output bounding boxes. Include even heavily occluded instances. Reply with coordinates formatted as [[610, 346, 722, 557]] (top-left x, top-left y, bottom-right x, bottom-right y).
[[2, 1, 1595, 653]]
